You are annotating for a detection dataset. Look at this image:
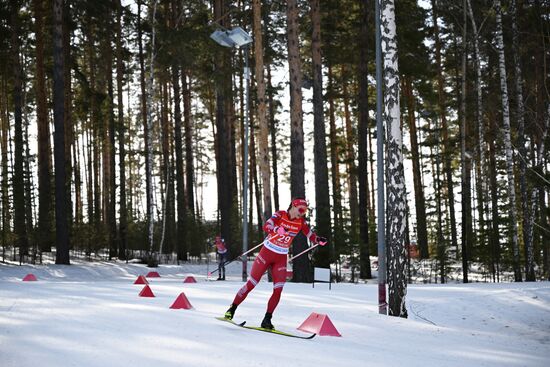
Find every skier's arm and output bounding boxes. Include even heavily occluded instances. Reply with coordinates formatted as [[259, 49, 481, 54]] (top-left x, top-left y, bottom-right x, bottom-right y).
[[263, 211, 284, 235], [301, 221, 327, 246]]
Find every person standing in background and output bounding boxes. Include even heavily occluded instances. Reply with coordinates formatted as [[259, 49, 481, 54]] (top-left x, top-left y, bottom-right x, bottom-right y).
[[214, 236, 228, 280]]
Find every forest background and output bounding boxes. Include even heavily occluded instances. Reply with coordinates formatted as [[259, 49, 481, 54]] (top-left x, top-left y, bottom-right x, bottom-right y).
[[0, 0, 549, 298]]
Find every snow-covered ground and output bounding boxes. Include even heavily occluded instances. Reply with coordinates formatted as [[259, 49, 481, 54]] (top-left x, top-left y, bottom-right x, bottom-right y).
[[1, 261, 549, 367]]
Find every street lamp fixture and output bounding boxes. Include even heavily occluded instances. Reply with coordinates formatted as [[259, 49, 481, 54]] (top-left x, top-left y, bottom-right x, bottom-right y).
[[210, 26, 252, 282], [210, 26, 253, 49]]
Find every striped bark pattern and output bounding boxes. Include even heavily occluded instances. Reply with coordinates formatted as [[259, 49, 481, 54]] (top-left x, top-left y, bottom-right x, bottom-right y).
[[381, 0, 407, 318], [495, 0, 522, 282]]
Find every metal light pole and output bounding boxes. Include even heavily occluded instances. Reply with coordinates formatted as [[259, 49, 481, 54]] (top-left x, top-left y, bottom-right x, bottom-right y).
[[375, 0, 387, 315], [210, 26, 253, 282], [242, 45, 250, 282]]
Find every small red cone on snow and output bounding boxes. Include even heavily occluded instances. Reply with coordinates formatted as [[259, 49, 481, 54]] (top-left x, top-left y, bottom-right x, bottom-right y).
[[146, 271, 161, 278], [139, 285, 155, 297], [169, 292, 193, 310], [297, 312, 342, 337], [134, 275, 149, 284], [22, 274, 38, 281], [183, 276, 197, 283]]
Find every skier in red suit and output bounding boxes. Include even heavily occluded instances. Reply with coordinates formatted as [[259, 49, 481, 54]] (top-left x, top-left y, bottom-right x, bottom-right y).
[[224, 198, 327, 329]]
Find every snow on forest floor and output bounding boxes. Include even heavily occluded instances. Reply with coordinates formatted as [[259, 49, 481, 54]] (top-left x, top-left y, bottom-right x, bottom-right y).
[[1, 260, 549, 367]]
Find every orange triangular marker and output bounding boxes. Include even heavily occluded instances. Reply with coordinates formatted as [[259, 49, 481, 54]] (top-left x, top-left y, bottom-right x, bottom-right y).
[[139, 285, 155, 297], [183, 276, 197, 283], [146, 271, 160, 278], [297, 312, 342, 336], [169, 292, 193, 310], [22, 274, 37, 281], [134, 275, 149, 284]]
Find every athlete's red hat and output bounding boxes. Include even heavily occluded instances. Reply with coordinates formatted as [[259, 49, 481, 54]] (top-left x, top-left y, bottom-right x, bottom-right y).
[[292, 198, 308, 213]]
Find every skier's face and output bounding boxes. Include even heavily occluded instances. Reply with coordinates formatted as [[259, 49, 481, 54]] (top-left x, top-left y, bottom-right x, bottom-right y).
[[290, 205, 307, 219]]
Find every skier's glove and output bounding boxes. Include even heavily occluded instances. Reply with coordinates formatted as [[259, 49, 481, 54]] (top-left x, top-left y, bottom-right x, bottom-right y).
[[316, 236, 328, 246], [274, 226, 288, 236]]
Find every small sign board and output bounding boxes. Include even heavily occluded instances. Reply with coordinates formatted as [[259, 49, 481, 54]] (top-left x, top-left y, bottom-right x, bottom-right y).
[[313, 267, 331, 290]]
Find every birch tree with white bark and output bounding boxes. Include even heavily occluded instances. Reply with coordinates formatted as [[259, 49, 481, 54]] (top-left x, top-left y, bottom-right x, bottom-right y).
[[466, 0, 489, 254], [381, 0, 407, 318], [495, 0, 522, 282]]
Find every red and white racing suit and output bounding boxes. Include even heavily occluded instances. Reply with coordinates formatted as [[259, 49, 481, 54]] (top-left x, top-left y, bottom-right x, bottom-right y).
[[232, 210, 319, 313]]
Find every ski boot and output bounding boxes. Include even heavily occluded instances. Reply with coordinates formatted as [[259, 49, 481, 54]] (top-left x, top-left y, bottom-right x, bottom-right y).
[[261, 312, 274, 330], [224, 304, 237, 320]]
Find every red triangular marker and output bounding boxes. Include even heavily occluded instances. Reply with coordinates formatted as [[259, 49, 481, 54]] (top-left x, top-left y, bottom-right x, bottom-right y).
[[134, 275, 149, 284], [183, 276, 197, 283], [169, 292, 193, 309], [146, 271, 160, 278], [297, 312, 342, 336], [139, 285, 155, 297], [22, 274, 37, 281]]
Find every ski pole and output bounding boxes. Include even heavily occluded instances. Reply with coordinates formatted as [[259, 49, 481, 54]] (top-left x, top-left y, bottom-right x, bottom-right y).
[[288, 243, 321, 263], [208, 242, 264, 275]]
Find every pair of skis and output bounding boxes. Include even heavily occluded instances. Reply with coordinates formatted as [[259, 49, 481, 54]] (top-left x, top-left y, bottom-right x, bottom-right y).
[[216, 317, 316, 340]]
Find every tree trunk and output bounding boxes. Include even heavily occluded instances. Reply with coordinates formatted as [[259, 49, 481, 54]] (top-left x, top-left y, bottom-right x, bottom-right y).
[[432, 117, 445, 283], [183, 73, 195, 220], [432, 0, 458, 257], [495, 0, 522, 282], [460, 1, 471, 283], [381, 0, 407, 318], [160, 80, 174, 255], [116, 0, 127, 260], [1, 75, 10, 262], [252, 0, 273, 222], [358, 0, 371, 279], [368, 114, 377, 252], [286, 0, 310, 282], [328, 64, 342, 263], [53, 0, 69, 264], [72, 121, 82, 226], [528, 107, 549, 279], [145, 0, 158, 264], [33, 0, 54, 253], [466, 0, 489, 270], [403, 77, 429, 259], [342, 65, 360, 247], [249, 112, 263, 243], [23, 99, 34, 262], [174, 62, 186, 261], [541, 182, 549, 281], [10, 0, 28, 262], [86, 20, 101, 233], [267, 66, 280, 211], [488, 134, 501, 282], [104, 15, 116, 259], [137, 0, 151, 260], [63, 0, 73, 244], [310, 0, 331, 268], [509, 0, 534, 281], [184, 72, 196, 256], [214, 0, 235, 251]]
